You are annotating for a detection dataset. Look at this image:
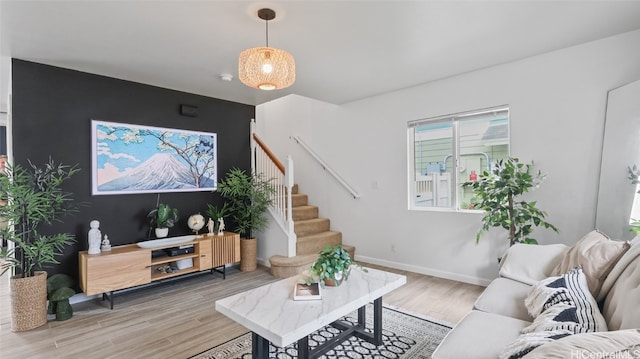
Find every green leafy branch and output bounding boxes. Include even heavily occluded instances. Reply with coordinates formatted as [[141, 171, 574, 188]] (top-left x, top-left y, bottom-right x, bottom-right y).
[[463, 157, 558, 246]]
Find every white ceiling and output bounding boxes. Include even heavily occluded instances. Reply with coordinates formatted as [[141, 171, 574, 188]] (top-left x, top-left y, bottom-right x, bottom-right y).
[[2, 0, 640, 109]]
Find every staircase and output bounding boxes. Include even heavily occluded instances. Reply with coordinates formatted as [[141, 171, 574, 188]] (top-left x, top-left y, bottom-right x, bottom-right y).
[[269, 184, 355, 278]]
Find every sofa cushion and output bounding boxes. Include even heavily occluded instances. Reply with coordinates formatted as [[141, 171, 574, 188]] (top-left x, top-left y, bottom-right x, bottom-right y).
[[499, 329, 573, 359], [599, 237, 640, 303], [524, 267, 607, 333], [551, 229, 630, 298], [499, 243, 569, 285], [431, 311, 531, 359], [474, 277, 532, 321], [521, 329, 640, 358], [601, 242, 640, 330]]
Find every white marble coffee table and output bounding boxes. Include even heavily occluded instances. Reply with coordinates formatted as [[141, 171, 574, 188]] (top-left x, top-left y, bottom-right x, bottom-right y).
[[215, 266, 406, 359]]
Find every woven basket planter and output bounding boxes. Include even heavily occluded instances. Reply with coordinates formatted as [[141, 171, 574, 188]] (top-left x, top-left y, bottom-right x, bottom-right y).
[[240, 238, 257, 272], [10, 271, 48, 332]]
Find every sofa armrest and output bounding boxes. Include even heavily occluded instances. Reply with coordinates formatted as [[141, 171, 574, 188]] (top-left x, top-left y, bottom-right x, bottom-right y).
[[499, 243, 569, 285]]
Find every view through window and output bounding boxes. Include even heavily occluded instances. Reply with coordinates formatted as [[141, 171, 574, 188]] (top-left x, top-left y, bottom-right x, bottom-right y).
[[408, 106, 510, 211]]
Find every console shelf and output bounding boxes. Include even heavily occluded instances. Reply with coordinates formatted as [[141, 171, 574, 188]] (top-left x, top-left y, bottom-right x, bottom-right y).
[[151, 252, 199, 266], [79, 232, 240, 309], [151, 267, 199, 281]]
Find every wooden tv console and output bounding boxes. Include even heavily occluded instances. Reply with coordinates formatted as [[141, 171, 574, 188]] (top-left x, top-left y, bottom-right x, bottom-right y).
[[79, 232, 240, 309]]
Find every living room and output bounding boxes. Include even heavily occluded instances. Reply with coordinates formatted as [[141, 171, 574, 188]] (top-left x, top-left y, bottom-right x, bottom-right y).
[[2, 1, 640, 358]]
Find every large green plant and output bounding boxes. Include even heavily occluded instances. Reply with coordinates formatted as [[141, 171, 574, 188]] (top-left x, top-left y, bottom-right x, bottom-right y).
[[463, 157, 558, 246], [216, 167, 275, 239], [0, 159, 79, 277]]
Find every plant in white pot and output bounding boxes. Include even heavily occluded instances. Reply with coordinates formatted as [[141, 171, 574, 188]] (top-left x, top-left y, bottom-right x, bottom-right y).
[[216, 167, 275, 272], [0, 158, 79, 331], [304, 245, 364, 287], [463, 157, 558, 247], [147, 203, 180, 238]]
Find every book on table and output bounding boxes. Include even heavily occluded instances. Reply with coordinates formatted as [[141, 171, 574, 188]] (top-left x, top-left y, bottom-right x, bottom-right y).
[[293, 282, 322, 301]]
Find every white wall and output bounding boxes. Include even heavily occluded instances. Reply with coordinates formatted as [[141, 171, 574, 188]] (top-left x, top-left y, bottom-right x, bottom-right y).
[[256, 29, 640, 285]]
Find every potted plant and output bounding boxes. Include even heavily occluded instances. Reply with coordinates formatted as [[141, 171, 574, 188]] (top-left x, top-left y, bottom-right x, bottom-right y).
[[216, 167, 275, 271], [147, 203, 180, 238], [206, 201, 229, 234], [0, 158, 79, 331], [463, 157, 558, 247], [305, 245, 363, 287]]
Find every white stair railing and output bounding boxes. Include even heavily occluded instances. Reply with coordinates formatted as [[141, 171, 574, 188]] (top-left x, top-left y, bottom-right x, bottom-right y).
[[251, 121, 296, 257]]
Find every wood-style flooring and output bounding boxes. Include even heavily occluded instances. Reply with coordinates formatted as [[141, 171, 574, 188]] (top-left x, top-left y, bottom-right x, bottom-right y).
[[0, 263, 485, 359]]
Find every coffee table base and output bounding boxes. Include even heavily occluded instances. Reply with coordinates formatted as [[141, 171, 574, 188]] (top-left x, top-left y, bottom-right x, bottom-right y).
[[252, 298, 383, 359]]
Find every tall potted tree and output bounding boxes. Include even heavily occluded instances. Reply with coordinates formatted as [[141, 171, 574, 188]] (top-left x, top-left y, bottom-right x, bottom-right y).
[[217, 167, 275, 271], [463, 157, 558, 247], [0, 158, 79, 331]]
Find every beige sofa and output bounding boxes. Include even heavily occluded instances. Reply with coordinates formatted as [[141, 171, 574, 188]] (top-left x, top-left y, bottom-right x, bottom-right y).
[[432, 231, 640, 358]]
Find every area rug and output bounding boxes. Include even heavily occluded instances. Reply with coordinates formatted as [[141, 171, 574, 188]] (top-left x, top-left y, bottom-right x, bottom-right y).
[[190, 304, 452, 359]]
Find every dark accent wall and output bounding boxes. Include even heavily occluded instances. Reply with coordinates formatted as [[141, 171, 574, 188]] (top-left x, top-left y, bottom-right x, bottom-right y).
[[11, 59, 254, 279]]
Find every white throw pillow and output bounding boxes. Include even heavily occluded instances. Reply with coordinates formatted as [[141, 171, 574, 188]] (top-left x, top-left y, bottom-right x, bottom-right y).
[[501, 267, 609, 359], [551, 230, 630, 299], [499, 243, 569, 285], [524, 267, 607, 333]]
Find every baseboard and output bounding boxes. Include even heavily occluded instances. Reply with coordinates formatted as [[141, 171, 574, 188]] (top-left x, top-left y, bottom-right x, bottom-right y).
[[70, 292, 99, 305], [354, 255, 493, 287], [257, 257, 270, 267]]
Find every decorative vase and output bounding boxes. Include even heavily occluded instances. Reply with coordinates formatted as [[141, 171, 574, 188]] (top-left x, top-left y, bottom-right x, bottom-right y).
[[240, 238, 257, 272], [10, 271, 48, 332], [155, 227, 169, 238]]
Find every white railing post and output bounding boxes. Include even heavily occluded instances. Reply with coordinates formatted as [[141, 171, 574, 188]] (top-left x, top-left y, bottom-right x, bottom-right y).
[[285, 156, 296, 257], [250, 119, 257, 175]]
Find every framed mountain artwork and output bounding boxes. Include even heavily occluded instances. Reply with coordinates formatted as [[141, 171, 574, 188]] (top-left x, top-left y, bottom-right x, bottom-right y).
[[91, 120, 217, 195]]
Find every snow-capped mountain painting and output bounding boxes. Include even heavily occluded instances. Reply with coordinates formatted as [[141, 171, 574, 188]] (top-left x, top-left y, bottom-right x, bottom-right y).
[[91, 120, 217, 195]]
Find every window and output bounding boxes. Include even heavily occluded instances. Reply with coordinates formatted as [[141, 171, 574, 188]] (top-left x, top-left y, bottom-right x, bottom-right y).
[[407, 106, 510, 211]]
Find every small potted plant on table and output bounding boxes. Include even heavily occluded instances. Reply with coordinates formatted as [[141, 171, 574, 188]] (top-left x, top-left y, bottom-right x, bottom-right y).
[[307, 245, 362, 287], [147, 203, 180, 238]]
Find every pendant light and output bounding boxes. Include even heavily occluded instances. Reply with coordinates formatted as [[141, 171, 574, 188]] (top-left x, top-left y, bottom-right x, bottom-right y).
[[238, 8, 296, 90]]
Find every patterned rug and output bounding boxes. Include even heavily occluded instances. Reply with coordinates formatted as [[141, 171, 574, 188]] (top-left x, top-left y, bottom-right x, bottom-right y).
[[190, 304, 452, 359]]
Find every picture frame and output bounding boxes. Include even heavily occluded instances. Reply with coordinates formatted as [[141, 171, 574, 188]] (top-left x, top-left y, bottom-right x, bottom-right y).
[[91, 120, 217, 195], [293, 282, 322, 301]]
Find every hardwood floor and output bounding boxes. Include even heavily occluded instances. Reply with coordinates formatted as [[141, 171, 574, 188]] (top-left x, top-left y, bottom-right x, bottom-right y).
[[0, 263, 485, 359]]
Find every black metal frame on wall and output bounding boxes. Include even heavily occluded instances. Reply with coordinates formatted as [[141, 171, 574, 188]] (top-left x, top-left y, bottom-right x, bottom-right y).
[[10, 59, 255, 278]]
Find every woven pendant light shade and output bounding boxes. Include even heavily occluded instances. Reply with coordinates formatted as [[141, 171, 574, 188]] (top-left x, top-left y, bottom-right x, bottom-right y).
[[238, 8, 296, 90], [238, 46, 296, 90]]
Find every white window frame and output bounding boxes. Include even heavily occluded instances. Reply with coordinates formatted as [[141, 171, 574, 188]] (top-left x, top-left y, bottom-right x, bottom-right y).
[[407, 105, 510, 212]]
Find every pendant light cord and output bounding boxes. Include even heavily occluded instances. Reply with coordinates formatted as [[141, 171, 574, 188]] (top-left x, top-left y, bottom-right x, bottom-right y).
[[265, 18, 269, 47]]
